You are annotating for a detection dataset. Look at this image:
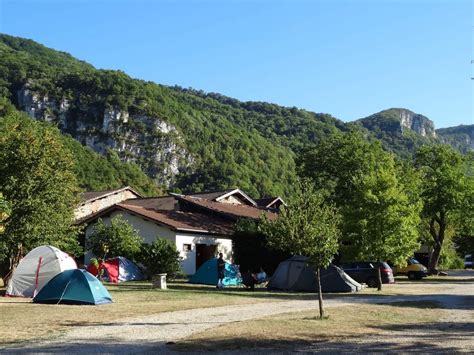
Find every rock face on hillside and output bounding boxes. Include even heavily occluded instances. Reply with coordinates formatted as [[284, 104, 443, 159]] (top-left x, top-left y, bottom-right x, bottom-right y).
[[396, 109, 436, 138], [357, 108, 437, 138], [16, 84, 194, 186]]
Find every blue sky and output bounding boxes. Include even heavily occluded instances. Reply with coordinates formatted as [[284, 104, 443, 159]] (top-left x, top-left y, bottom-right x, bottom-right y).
[[0, 0, 472, 128]]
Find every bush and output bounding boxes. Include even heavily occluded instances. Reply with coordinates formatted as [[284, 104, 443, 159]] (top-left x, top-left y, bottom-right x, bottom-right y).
[[87, 216, 143, 260], [439, 238, 464, 269], [139, 239, 182, 278]]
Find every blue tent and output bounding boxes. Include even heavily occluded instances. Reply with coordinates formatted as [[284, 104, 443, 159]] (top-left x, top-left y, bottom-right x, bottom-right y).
[[33, 269, 113, 305], [190, 258, 241, 286]]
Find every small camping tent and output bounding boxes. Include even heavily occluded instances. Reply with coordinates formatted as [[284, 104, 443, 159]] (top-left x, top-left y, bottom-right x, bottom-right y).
[[268, 256, 362, 293], [33, 269, 113, 305], [6, 245, 77, 297], [100, 257, 144, 283], [190, 258, 241, 286]]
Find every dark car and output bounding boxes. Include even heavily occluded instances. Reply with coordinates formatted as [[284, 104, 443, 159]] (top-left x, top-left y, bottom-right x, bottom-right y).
[[340, 261, 395, 287]]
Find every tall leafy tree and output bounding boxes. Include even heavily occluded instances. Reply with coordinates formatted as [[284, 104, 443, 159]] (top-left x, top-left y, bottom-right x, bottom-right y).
[[299, 132, 421, 283], [0, 112, 80, 279], [259, 180, 341, 318], [415, 145, 474, 273], [346, 161, 421, 289], [298, 131, 390, 207]]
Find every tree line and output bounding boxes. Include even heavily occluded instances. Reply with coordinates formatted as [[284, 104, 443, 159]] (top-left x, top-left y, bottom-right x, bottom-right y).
[[259, 132, 473, 318]]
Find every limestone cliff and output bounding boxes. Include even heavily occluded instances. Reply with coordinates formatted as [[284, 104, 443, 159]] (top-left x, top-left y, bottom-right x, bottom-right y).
[[357, 108, 437, 138], [17, 83, 194, 187]]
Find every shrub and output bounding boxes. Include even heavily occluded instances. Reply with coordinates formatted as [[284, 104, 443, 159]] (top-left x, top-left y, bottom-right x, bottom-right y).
[[140, 239, 182, 278], [87, 216, 143, 260], [439, 237, 464, 269]]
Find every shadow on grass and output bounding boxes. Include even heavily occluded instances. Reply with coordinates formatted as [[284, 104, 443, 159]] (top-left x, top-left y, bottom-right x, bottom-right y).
[[172, 333, 466, 353], [395, 277, 474, 284], [1, 338, 166, 353], [372, 321, 474, 334], [4, 333, 466, 354]]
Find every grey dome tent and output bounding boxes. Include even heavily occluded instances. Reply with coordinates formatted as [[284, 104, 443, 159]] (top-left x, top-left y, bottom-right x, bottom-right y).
[[268, 256, 362, 293]]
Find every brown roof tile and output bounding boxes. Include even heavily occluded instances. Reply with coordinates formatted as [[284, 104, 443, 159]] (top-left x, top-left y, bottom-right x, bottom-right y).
[[121, 196, 177, 211], [176, 195, 277, 221], [117, 203, 233, 235]]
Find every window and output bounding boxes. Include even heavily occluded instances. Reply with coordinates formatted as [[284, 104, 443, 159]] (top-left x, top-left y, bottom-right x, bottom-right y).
[[183, 244, 192, 252]]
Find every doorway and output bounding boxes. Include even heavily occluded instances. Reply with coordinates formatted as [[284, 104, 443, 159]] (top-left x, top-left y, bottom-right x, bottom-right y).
[[195, 244, 217, 270]]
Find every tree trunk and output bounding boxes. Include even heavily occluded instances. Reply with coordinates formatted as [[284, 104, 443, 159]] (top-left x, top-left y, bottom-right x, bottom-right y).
[[316, 267, 324, 319], [429, 243, 442, 275], [3, 243, 23, 284], [428, 214, 446, 274], [377, 261, 383, 291]]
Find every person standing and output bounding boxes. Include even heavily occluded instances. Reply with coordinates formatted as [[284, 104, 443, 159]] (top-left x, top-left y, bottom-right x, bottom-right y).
[[217, 253, 225, 289]]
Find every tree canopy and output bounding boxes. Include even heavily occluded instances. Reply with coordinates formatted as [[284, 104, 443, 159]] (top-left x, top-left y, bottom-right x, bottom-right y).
[[414, 144, 474, 272], [86, 216, 143, 261], [0, 112, 81, 277], [299, 132, 421, 274]]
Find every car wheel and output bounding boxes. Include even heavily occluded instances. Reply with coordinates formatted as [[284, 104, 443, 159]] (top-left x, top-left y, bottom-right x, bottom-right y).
[[407, 272, 416, 280], [367, 277, 378, 288]]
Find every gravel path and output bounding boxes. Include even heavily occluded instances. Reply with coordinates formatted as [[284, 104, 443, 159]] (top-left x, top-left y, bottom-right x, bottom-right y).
[[3, 273, 473, 354]]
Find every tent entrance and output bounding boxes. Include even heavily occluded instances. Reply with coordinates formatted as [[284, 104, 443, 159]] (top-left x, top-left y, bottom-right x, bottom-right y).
[[196, 244, 217, 270]]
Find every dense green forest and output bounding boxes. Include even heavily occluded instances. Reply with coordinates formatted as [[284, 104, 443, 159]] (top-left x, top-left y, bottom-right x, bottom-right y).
[[0, 33, 472, 198]]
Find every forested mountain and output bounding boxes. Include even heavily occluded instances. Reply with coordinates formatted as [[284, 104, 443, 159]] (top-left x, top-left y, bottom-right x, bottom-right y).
[[0, 34, 472, 197], [354, 108, 473, 158], [436, 125, 474, 154]]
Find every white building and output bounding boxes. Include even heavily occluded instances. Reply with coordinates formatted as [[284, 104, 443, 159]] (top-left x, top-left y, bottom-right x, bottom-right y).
[[75, 187, 280, 275]]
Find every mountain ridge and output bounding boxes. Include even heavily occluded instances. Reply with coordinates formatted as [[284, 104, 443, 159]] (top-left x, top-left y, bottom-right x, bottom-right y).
[[0, 33, 472, 196]]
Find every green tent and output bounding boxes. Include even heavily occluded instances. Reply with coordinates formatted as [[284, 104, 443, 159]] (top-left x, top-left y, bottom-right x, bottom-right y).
[[33, 269, 113, 305]]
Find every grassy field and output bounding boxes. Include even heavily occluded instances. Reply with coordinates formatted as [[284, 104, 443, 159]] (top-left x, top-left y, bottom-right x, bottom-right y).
[[0, 281, 317, 345], [174, 301, 445, 351], [1, 273, 469, 346]]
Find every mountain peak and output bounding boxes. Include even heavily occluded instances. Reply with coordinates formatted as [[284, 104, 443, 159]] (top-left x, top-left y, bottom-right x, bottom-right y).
[[358, 108, 436, 138]]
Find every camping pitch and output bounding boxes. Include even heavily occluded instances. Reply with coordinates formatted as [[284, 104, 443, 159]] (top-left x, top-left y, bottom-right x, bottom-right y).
[[268, 256, 362, 293], [33, 269, 113, 305], [6, 245, 77, 297], [190, 258, 241, 286]]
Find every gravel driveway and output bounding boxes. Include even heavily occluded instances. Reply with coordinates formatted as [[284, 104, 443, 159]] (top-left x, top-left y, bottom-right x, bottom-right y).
[[3, 272, 473, 354]]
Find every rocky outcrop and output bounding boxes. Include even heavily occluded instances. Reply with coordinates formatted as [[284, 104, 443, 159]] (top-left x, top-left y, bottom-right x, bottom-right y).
[[16, 84, 194, 186], [356, 108, 437, 138], [396, 109, 436, 138]]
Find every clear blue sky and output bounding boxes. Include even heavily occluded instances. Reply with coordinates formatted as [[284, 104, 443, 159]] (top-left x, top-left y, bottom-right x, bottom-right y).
[[0, 0, 472, 128]]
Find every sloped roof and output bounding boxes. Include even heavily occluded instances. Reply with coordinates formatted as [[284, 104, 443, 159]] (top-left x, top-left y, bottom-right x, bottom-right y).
[[255, 196, 287, 209], [117, 203, 233, 235], [188, 190, 234, 201], [121, 196, 177, 211], [80, 186, 142, 205], [188, 189, 257, 206], [175, 195, 277, 221]]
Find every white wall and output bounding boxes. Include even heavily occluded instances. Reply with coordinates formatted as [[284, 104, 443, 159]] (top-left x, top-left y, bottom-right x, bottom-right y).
[[175, 234, 233, 275], [84, 210, 233, 275]]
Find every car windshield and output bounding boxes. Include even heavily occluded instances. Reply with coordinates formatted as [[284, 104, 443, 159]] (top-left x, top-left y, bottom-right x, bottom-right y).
[[409, 258, 420, 264], [466, 256, 473, 262]]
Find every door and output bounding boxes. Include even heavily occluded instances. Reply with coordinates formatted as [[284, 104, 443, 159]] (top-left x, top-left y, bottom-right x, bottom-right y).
[[195, 244, 218, 270]]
